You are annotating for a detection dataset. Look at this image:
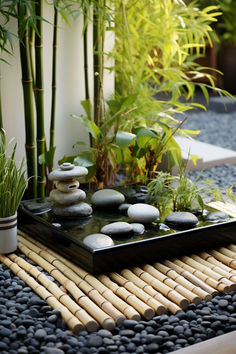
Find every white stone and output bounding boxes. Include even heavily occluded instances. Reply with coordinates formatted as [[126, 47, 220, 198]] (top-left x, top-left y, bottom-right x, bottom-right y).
[[83, 234, 114, 249], [52, 202, 92, 217], [128, 203, 159, 223], [101, 222, 133, 235], [56, 180, 80, 192], [48, 165, 88, 181], [49, 189, 86, 206], [91, 189, 125, 208]]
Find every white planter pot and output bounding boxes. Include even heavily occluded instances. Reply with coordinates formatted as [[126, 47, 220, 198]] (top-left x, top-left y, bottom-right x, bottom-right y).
[[0, 213, 17, 254]]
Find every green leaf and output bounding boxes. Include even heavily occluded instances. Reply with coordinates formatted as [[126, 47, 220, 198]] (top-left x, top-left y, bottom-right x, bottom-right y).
[[39, 147, 56, 169], [116, 131, 136, 149], [121, 93, 138, 109], [81, 99, 92, 120], [136, 128, 159, 149], [71, 114, 101, 140], [74, 151, 96, 180]]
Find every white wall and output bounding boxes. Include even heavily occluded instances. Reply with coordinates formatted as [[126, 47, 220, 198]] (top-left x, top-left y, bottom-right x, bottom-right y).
[[0, 2, 114, 168]]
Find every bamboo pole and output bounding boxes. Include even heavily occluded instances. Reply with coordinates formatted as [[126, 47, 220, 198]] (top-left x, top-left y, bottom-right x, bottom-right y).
[[18, 231, 140, 321], [132, 267, 189, 310], [0, 254, 83, 334], [98, 274, 153, 320], [109, 272, 166, 315], [17, 3, 37, 198], [47, 3, 58, 178], [217, 247, 236, 260], [144, 264, 200, 305], [208, 250, 236, 270], [163, 259, 215, 298], [181, 256, 236, 292], [153, 262, 209, 302], [35, 0, 46, 198], [199, 251, 236, 276], [173, 259, 229, 293], [228, 244, 236, 253], [93, 0, 102, 126], [8, 253, 98, 332], [18, 236, 126, 325], [191, 254, 236, 284], [0, 70, 3, 129], [17, 240, 115, 330], [120, 269, 181, 314]]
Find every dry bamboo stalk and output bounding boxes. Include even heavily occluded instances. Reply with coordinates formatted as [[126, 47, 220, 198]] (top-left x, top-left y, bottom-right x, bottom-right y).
[[173, 259, 228, 293], [181, 256, 236, 292], [228, 244, 236, 253], [109, 272, 166, 315], [8, 253, 99, 332], [146, 263, 200, 305], [208, 250, 236, 270], [199, 251, 236, 276], [191, 254, 236, 284], [154, 262, 209, 302], [218, 247, 236, 260], [18, 237, 125, 326], [132, 267, 189, 310], [17, 241, 115, 330], [163, 260, 215, 298], [98, 275, 154, 320], [120, 269, 181, 314], [0, 254, 83, 334], [18, 232, 140, 321]]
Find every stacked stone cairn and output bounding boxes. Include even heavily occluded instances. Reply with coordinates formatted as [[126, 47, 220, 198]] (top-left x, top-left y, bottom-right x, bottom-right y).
[[48, 163, 92, 217]]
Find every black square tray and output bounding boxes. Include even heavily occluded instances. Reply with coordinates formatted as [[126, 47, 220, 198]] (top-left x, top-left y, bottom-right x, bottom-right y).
[[18, 196, 236, 274]]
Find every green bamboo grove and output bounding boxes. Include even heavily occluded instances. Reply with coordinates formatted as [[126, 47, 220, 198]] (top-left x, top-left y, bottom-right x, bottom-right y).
[[0, 0, 229, 195]]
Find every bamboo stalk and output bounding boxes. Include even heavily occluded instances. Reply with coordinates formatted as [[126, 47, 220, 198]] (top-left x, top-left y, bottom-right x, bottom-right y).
[[0, 254, 83, 334], [35, 0, 46, 197], [109, 272, 166, 315], [0, 70, 3, 129], [19, 236, 124, 325], [154, 262, 209, 302], [208, 250, 236, 270], [120, 269, 182, 314], [218, 247, 236, 260], [163, 260, 216, 298], [17, 240, 115, 330], [18, 231, 140, 321], [228, 244, 236, 253], [132, 267, 189, 309], [199, 251, 236, 276], [8, 253, 99, 332], [17, 3, 37, 198], [143, 264, 198, 304], [173, 259, 229, 293], [191, 254, 236, 284], [98, 274, 153, 320], [49, 3, 58, 171], [181, 256, 236, 292]]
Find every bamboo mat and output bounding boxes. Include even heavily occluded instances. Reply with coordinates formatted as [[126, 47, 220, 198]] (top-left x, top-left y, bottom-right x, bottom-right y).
[[207, 201, 236, 218], [1, 229, 236, 334]]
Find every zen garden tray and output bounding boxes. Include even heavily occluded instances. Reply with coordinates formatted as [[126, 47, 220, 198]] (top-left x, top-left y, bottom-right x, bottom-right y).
[[18, 185, 236, 274]]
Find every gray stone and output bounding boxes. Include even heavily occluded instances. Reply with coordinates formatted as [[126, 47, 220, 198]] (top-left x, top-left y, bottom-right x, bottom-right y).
[[83, 234, 114, 249], [91, 189, 125, 208], [118, 203, 132, 214], [48, 165, 88, 181], [101, 222, 133, 235], [206, 211, 229, 222], [131, 223, 145, 234], [56, 179, 80, 192], [52, 202, 92, 217], [35, 328, 47, 341], [165, 211, 198, 229], [50, 189, 86, 205], [127, 203, 159, 223]]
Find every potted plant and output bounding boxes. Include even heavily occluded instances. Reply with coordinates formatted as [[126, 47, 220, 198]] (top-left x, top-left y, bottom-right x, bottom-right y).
[[0, 129, 28, 253]]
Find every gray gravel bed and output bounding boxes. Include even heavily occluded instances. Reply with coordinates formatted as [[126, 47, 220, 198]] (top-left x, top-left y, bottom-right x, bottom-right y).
[[1, 253, 236, 354]]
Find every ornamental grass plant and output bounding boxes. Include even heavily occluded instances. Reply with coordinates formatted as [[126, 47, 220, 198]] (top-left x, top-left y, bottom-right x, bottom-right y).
[[0, 129, 28, 217]]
